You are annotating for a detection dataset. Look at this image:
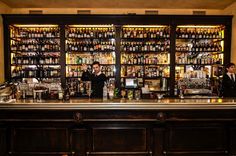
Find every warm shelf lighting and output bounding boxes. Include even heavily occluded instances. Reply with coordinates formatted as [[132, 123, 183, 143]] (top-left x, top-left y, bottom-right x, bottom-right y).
[[122, 25, 168, 28], [177, 25, 223, 28], [69, 25, 114, 28], [13, 24, 59, 28]]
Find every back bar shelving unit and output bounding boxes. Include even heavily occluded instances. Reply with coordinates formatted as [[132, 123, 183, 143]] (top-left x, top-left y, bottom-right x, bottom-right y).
[[3, 15, 232, 96]]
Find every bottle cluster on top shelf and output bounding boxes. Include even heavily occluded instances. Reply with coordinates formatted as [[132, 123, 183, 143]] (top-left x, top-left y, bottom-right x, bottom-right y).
[[121, 25, 171, 93], [67, 27, 115, 38], [65, 25, 116, 79], [10, 25, 61, 80], [122, 27, 170, 38], [10, 27, 60, 38], [176, 27, 223, 39]]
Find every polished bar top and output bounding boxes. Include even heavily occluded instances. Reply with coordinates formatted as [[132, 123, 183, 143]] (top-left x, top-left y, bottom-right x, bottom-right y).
[[1, 98, 236, 110]]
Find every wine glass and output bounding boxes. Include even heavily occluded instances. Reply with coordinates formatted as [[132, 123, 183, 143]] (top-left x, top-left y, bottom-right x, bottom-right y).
[[157, 93, 163, 100], [135, 90, 141, 100], [121, 89, 126, 99]]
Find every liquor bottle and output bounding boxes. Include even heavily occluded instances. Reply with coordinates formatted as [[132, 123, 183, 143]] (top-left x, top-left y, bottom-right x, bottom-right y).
[[64, 86, 70, 101], [103, 82, 108, 100]]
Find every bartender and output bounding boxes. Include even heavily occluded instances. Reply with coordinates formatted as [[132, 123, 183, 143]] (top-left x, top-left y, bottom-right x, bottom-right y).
[[220, 62, 236, 97], [81, 61, 107, 98]]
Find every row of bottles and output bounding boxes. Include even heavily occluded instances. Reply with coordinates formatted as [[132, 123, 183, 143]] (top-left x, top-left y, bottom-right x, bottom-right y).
[[121, 66, 169, 78], [66, 66, 83, 77], [10, 27, 60, 38], [121, 66, 144, 77], [11, 41, 60, 52], [101, 66, 115, 77], [176, 42, 222, 52], [11, 38, 60, 45], [67, 27, 115, 38], [183, 69, 209, 79], [12, 53, 60, 65], [66, 66, 115, 78], [145, 67, 164, 78], [122, 27, 170, 38], [176, 53, 223, 64], [12, 56, 60, 65], [145, 66, 169, 77], [12, 67, 60, 78], [66, 53, 115, 65], [121, 53, 169, 64], [66, 40, 115, 52], [121, 41, 170, 52], [176, 27, 223, 39]]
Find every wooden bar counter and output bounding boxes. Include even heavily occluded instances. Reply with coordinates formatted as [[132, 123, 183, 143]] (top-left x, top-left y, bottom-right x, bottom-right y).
[[1, 98, 236, 109], [1, 98, 236, 156]]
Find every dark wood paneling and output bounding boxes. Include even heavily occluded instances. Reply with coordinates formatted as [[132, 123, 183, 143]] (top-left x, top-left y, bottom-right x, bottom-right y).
[[166, 125, 226, 151], [92, 127, 147, 152], [229, 127, 236, 155], [2, 15, 232, 25], [87, 154, 148, 156], [12, 128, 70, 152], [1, 108, 236, 156], [153, 128, 165, 156], [9, 152, 74, 156], [3, 17, 11, 80], [87, 154, 149, 156], [164, 153, 227, 156], [169, 23, 176, 96], [60, 24, 66, 88], [72, 129, 88, 156], [0, 128, 7, 156], [115, 26, 121, 90]]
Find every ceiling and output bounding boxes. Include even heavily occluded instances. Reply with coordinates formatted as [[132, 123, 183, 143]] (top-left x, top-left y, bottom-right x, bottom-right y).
[[0, 0, 236, 9]]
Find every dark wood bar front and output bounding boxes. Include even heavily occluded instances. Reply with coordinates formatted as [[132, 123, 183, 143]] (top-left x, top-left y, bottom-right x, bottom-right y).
[[1, 99, 236, 156]]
